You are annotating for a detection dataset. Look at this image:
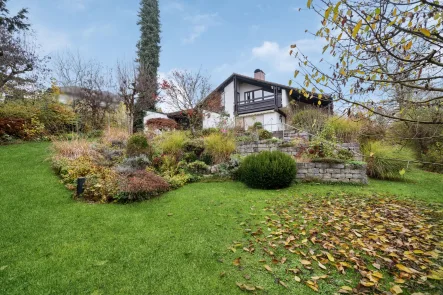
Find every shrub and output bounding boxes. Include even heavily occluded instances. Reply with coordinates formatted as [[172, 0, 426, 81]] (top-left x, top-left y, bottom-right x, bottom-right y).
[[159, 154, 179, 176], [337, 148, 354, 160], [201, 128, 219, 136], [183, 152, 198, 163], [361, 141, 415, 180], [39, 103, 77, 134], [291, 109, 328, 135], [0, 101, 37, 119], [279, 141, 295, 148], [163, 172, 194, 189], [236, 135, 255, 143], [87, 130, 103, 138], [0, 118, 27, 139], [325, 116, 361, 143], [200, 152, 213, 165], [310, 157, 345, 164], [347, 160, 367, 168], [359, 118, 387, 144], [0, 101, 77, 136], [102, 128, 129, 147], [158, 131, 188, 158], [184, 138, 204, 156], [185, 161, 209, 175], [117, 171, 170, 202], [146, 118, 178, 131], [421, 142, 443, 173], [237, 151, 297, 189], [116, 155, 150, 173], [82, 167, 119, 202], [54, 156, 100, 189], [251, 122, 263, 130], [258, 129, 272, 140], [204, 133, 236, 164], [305, 142, 335, 159], [126, 133, 150, 157], [267, 137, 281, 144], [52, 139, 100, 160]]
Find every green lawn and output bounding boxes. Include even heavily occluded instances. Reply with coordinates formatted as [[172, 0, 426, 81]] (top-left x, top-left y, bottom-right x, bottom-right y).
[[0, 142, 442, 294]]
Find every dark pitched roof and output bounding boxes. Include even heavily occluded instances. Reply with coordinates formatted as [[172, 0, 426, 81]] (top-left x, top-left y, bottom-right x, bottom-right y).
[[213, 73, 292, 92], [206, 73, 332, 107]]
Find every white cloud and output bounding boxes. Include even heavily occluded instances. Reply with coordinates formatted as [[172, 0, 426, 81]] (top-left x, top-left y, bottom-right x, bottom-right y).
[[252, 39, 327, 73], [183, 25, 207, 44], [251, 41, 296, 73], [183, 13, 221, 44]]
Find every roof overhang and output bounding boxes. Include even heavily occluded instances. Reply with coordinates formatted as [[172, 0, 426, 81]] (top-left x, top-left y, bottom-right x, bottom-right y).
[[204, 73, 333, 107]]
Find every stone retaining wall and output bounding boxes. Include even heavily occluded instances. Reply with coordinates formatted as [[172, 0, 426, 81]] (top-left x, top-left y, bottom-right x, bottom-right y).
[[296, 162, 368, 184], [236, 140, 362, 161]]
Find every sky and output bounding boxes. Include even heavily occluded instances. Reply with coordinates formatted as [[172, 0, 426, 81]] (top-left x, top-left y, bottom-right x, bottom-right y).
[[9, 0, 324, 89]]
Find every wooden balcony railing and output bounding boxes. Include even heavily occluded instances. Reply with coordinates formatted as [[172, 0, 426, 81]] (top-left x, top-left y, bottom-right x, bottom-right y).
[[237, 89, 282, 115]]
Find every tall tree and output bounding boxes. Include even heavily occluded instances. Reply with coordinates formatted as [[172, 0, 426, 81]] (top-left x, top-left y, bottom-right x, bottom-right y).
[[161, 69, 212, 133], [0, 0, 30, 33], [116, 61, 159, 135], [135, 0, 161, 131], [0, 0, 47, 96], [53, 51, 117, 131], [290, 0, 443, 125]]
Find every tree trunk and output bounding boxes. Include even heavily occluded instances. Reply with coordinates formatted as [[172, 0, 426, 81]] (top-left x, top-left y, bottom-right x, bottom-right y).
[[128, 113, 134, 135]]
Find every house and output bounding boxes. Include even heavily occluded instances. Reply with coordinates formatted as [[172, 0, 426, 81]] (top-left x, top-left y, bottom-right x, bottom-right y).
[[201, 69, 333, 132]]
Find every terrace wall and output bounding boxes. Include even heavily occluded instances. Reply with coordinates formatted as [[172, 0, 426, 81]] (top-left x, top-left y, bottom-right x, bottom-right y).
[[236, 140, 362, 161], [236, 140, 367, 184], [296, 162, 368, 184]]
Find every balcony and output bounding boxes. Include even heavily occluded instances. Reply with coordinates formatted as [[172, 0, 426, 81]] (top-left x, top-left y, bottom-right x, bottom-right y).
[[237, 88, 282, 115]]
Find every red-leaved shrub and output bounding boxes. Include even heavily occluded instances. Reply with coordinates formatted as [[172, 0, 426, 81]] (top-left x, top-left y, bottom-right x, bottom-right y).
[[118, 171, 170, 201], [146, 118, 178, 131], [0, 118, 27, 138]]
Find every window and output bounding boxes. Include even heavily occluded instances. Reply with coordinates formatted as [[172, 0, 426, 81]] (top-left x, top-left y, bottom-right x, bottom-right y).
[[242, 88, 274, 104]]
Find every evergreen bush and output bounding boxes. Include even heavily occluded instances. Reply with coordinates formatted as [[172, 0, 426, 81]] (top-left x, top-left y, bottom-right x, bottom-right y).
[[237, 151, 297, 189], [126, 133, 150, 157]]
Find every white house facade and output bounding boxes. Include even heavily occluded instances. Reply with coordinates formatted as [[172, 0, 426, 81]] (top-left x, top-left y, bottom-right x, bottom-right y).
[[202, 69, 333, 132]]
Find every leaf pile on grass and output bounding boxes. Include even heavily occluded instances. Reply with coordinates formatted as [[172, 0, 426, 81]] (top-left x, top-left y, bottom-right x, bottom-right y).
[[232, 195, 443, 294]]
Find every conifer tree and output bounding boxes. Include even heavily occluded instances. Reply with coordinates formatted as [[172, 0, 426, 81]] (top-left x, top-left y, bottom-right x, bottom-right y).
[[134, 0, 161, 131]]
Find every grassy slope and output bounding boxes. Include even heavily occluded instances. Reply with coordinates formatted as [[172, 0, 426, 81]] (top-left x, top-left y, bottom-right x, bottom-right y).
[[0, 143, 441, 294]]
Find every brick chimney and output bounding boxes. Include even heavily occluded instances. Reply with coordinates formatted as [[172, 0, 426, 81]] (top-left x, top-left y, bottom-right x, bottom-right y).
[[254, 69, 265, 81]]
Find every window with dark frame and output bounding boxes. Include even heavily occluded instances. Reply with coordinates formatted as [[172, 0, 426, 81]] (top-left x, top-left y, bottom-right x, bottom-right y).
[[241, 88, 275, 104]]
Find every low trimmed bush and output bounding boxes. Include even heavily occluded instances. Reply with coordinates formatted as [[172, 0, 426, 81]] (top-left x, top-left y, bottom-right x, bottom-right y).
[[126, 133, 150, 157], [258, 129, 272, 140], [237, 151, 297, 189], [117, 171, 170, 202]]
